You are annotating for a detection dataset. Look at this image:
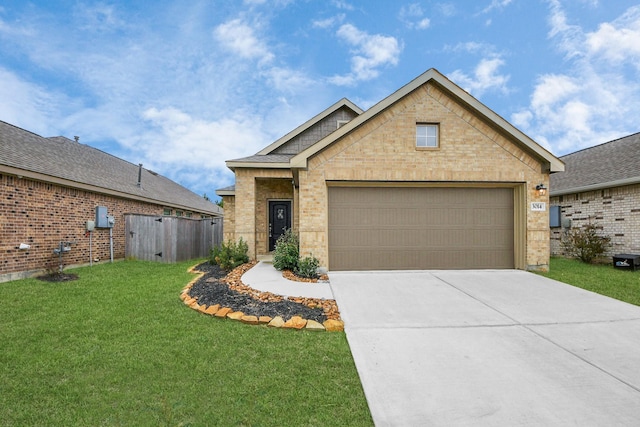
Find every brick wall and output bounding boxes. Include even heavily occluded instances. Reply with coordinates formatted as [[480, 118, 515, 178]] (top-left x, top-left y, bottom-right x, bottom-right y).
[[0, 173, 199, 281], [221, 195, 235, 242], [550, 183, 640, 256]]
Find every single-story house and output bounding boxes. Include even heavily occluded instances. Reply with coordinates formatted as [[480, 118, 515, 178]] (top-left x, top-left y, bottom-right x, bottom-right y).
[[0, 120, 223, 282], [550, 132, 640, 256], [217, 68, 564, 272]]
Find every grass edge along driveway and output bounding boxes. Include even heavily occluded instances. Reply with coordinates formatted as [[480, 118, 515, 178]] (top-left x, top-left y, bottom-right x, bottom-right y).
[[538, 257, 640, 307], [0, 260, 373, 427]]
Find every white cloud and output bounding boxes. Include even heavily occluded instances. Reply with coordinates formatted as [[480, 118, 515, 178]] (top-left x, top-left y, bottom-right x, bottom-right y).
[[73, 3, 126, 32], [480, 0, 512, 15], [329, 24, 402, 86], [0, 67, 63, 135], [312, 14, 345, 29], [437, 3, 457, 17], [332, 0, 354, 11], [139, 107, 269, 189], [399, 4, 431, 30], [585, 6, 640, 68], [213, 18, 274, 64], [449, 57, 510, 96], [513, 2, 640, 154]]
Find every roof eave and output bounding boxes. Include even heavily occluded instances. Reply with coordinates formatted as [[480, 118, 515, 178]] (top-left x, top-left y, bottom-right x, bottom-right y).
[[225, 161, 291, 170], [0, 165, 223, 217], [550, 177, 640, 197]]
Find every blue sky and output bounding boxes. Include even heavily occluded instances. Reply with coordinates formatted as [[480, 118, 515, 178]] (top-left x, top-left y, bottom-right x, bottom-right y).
[[1, 1, 639, 199]]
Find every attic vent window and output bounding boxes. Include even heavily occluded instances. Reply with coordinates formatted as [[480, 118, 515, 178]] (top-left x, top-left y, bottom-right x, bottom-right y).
[[416, 124, 439, 148]]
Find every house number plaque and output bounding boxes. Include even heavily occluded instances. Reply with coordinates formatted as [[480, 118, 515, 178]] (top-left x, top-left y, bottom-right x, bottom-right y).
[[531, 202, 546, 211]]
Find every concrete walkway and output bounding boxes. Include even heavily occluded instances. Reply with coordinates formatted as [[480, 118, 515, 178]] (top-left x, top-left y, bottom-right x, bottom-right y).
[[330, 270, 640, 426], [241, 261, 334, 300]]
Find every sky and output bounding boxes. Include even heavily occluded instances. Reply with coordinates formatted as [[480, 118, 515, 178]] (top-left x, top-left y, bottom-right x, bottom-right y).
[[1, 0, 639, 199]]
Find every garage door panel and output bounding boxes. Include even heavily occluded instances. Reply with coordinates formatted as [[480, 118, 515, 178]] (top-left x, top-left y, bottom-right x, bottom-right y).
[[328, 187, 514, 270]]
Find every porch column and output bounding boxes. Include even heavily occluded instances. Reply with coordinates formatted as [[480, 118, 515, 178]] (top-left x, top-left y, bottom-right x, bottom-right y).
[[234, 171, 257, 260]]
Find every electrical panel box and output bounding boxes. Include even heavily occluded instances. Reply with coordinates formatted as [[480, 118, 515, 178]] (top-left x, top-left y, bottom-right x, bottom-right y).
[[549, 205, 561, 228], [96, 206, 109, 228], [86, 220, 95, 231]]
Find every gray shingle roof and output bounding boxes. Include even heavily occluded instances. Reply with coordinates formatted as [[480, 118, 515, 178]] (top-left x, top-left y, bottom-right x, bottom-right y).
[[226, 154, 295, 163], [550, 132, 640, 195], [0, 120, 222, 216]]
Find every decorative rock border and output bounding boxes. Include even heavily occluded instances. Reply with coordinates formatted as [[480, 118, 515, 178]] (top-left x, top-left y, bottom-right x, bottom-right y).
[[181, 263, 344, 332]]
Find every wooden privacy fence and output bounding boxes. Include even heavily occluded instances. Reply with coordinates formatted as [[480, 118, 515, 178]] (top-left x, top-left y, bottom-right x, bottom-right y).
[[125, 214, 223, 263]]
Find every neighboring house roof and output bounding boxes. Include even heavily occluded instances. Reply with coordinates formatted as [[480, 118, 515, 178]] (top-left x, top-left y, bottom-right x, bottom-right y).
[[550, 132, 640, 196], [0, 120, 222, 216]]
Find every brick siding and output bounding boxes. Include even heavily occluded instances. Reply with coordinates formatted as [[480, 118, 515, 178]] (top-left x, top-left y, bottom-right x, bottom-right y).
[[550, 183, 640, 257], [0, 173, 203, 281]]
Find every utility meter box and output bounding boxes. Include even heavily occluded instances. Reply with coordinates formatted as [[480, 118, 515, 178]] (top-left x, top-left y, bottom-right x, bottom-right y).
[[96, 206, 110, 228], [86, 220, 95, 231]]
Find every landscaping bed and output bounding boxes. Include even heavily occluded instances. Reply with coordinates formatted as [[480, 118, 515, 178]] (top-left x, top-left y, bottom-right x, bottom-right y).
[[184, 262, 343, 331]]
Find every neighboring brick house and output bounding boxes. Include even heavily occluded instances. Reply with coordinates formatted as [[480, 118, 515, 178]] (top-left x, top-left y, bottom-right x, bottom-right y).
[[217, 68, 564, 271], [0, 120, 223, 282], [550, 132, 640, 257]]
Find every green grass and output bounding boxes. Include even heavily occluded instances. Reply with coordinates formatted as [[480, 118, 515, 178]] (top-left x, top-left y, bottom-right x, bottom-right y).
[[0, 260, 373, 426], [538, 257, 640, 306]]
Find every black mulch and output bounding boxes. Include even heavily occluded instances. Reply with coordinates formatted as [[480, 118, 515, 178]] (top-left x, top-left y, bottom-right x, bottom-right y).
[[37, 273, 79, 282], [187, 262, 327, 323]]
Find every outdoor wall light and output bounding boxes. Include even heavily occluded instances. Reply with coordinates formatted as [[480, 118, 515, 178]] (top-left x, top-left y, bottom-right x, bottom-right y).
[[535, 183, 547, 196]]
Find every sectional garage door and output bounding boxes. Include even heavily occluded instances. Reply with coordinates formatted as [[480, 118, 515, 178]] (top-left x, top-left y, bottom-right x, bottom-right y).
[[328, 187, 514, 270]]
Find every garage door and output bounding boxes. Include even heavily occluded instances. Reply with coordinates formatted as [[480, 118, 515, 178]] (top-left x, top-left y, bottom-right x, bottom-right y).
[[328, 187, 514, 270]]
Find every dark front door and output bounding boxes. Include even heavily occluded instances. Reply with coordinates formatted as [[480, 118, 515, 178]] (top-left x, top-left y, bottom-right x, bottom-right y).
[[269, 200, 291, 251]]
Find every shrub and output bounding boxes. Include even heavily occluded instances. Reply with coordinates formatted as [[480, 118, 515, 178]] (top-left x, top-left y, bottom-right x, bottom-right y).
[[295, 255, 320, 279], [210, 238, 249, 270], [273, 228, 299, 271], [561, 223, 611, 264]]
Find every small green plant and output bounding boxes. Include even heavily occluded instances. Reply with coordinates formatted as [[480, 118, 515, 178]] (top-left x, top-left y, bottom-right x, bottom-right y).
[[210, 238, 249, 270], [561, 222, 611, 264], [273, 229, 299, 271], [294, 254, 320, 279]]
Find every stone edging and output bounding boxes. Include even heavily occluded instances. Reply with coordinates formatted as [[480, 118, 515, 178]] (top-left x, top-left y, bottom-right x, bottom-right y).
[[180, 263, 344, 332]]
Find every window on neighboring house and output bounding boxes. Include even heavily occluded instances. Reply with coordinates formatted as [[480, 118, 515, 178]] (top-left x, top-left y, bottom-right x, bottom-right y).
[[176, 210, 183, 217], [163, 208, 172, 216], [416, 124, 439, 148], [186, 212, 192, 218]]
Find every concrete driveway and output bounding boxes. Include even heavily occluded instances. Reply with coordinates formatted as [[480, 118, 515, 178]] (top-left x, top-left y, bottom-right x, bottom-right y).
[[329, 270, 640, 426]]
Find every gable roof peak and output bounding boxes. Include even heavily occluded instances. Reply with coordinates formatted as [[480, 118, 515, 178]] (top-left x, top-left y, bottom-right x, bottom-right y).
[[290, 67, 564, 173], [256, 97, 363, 156]]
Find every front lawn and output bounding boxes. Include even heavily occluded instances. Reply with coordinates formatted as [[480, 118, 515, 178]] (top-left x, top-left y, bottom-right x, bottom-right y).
[[0, 260, 373, 426], [538, 257, 640, 306]]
